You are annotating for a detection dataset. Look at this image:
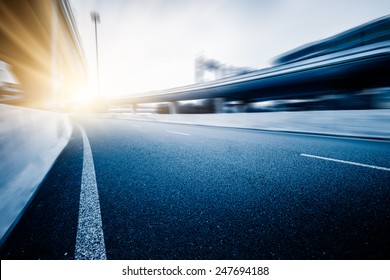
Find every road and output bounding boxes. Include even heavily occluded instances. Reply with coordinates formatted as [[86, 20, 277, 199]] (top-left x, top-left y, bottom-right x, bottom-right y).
[[1, 116, 389, 259]]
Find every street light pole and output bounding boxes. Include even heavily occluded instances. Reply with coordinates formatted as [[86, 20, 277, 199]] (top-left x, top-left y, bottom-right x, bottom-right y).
[[90, 11, 100, 97]]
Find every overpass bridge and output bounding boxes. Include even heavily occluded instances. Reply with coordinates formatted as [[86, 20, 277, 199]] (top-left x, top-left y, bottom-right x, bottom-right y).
[[109, 15, 390, 113]]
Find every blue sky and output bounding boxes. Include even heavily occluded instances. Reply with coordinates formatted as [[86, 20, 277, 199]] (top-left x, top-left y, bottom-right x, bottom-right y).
[[69, 0, 390, 96]]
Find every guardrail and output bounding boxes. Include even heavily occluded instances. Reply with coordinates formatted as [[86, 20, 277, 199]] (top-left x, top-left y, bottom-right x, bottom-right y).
[[0, 105, 72, 245], [109, 109, 390, 140]]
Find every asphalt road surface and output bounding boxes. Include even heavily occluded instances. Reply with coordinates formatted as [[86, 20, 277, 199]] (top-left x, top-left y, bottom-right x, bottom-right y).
[[1, 116, 389, 259]]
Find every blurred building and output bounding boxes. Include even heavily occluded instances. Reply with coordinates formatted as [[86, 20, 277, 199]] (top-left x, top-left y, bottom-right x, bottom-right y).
[[0, 0, 86, 109], [273, 15, 390, 65], [195, 55, 253, 83]]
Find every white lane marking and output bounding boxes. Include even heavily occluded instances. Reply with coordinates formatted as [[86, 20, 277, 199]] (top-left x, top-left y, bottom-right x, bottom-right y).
[[131, 124, 141, 128], [166, 130, 191, 136], [75, 125, 107, 260], [301, 153, 390, 172]]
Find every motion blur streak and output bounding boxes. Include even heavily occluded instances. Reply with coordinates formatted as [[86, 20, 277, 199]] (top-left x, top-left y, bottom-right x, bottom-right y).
[[0, 0, 86, 109]]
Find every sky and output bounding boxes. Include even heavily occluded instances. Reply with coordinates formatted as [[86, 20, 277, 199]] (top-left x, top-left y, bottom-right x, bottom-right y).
[[68, 0, 390, 97]]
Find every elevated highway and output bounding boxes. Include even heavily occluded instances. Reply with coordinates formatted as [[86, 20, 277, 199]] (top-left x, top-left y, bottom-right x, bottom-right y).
[[110, 42, 390, 105], [109, 16, 390, 113]]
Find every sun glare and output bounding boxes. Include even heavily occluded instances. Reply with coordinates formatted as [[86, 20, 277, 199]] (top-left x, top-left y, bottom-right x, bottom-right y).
[[74, 85, 95, 103], [65, 84, 105, 112]]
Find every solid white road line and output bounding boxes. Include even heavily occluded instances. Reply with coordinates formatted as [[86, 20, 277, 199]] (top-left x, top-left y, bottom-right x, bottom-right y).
[[166, 130, 191, 136], [301, 153, 390, 172], [75, 125, 107, 260]]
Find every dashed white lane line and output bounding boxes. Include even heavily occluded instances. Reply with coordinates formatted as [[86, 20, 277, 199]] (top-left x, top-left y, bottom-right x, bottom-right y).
[[75, 125, 107, 260], [166, 130, 191, 136], [301, 153, 390, 172]]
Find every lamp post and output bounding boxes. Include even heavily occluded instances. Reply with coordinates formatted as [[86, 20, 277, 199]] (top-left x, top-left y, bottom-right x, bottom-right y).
[[90, 11, 100, 96]]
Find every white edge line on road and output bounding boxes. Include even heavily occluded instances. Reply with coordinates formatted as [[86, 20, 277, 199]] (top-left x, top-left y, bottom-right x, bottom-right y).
[[75, 125, 107, 260], [301, 153, 390, 172], [166, 130, 191, 136]]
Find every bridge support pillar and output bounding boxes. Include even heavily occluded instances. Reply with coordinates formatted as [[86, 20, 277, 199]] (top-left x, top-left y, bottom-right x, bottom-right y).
[[168, 102, 179, 114], [213, 98, 225, 113], [236, 101, 248, 113], [130, 104, 137, 113]]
